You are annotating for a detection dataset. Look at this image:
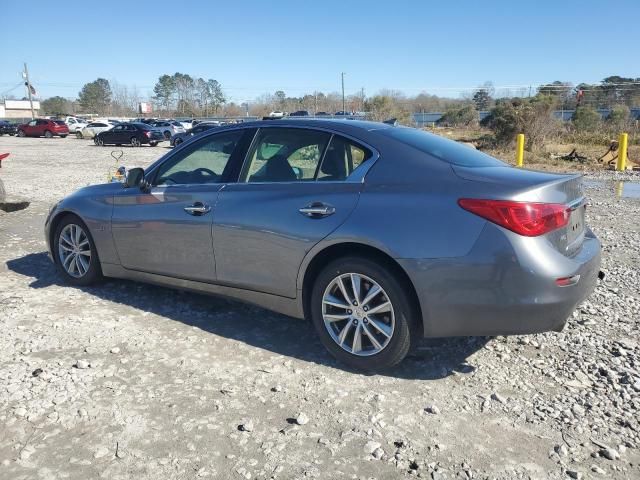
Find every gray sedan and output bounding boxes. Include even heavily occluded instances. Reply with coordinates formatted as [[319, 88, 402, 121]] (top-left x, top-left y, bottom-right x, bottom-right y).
[[44, 119, 601, 370]]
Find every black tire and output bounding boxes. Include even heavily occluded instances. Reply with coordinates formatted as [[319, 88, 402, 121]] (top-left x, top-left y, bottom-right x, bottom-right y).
[[174, 138, 183, 146], [130, 136, 140, 147], [163, 130, 171, 139], [149, 141, 158, 147], [52, 214, 102, 286], [310, 256, 416, 371], [60, 135, 67, 138], [76, 131, 83, 139], [44, 130, 53, 138], [17, 130, 25, 137]]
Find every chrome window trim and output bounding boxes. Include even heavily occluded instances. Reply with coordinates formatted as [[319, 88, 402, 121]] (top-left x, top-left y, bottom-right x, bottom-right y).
[[145, 124, 380, 185]]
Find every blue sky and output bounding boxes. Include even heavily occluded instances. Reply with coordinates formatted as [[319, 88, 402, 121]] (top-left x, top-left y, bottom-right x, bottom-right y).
[[2, 0, 638, 102]]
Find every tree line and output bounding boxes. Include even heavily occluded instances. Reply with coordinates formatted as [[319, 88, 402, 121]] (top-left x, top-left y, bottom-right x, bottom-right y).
[[35, 74, 639, 123]]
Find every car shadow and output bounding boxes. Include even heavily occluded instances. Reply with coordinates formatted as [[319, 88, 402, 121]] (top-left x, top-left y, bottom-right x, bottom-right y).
[[6, 252, 489, 380]]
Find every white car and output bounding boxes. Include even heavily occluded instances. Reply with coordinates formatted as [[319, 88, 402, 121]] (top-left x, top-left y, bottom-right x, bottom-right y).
[[64, 117, 89, 133], [179, 119, 195, 130], [268, 111, 286, 118], [150, 120, 186, 139], [79, 121, 117, 139]]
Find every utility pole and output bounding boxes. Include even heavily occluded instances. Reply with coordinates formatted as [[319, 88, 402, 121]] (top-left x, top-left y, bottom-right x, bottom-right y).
[[314, 92, 318, 116], [360, 87, 365, 113], [23, 63, 35, 119], [341, 72, 346, 114]]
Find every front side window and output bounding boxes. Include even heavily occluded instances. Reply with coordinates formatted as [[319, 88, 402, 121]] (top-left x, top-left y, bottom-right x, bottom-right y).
[[154, 130, 243, 186], [241, 128, 331, 182]]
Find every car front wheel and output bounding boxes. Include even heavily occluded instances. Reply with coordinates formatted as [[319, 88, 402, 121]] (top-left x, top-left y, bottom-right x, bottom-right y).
[[17, 130, 25, 137], [310, 256, 415, 370], [44, 130, 53, 138], [53, 215, 102, 286]]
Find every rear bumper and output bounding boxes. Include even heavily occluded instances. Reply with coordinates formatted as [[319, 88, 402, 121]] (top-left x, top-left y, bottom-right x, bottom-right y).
[[399, 224, 602, 337]]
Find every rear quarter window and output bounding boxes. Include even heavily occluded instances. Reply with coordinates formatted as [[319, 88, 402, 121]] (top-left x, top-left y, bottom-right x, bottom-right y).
[[384, 127, 505, 167]]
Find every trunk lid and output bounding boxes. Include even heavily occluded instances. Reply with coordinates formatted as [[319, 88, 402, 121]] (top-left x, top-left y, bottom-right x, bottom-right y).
[[453, 165, 586, 256]]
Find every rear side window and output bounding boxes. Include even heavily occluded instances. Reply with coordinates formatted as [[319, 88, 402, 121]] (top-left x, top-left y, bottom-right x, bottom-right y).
[[240, 128, 372, 183], [384, 127, 505, 167], [241, 128, 331, 182], [317, 135, 371, 181]]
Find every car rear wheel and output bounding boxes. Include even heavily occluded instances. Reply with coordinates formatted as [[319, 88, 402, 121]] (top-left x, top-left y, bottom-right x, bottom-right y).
[[163, 131, 171, 139], [310, 256, 415, 370], [149, 141, 158, 147], [17, 130, 25, 137], [174, 138, 183, 146], [53, 215, 102, 286], [130, 137, 141, 147], [76, 131, 83, 139], [44, 130, 53, 138], [60, 135, 67, 138]]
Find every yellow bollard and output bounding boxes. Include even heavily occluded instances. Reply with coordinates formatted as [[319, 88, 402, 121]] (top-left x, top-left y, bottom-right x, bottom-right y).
[[516, 134, 525, 167], [617, 132, 628, 171]]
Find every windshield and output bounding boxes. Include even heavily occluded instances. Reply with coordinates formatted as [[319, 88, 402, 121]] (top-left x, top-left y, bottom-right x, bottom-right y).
[[383, 127, 505, 167]]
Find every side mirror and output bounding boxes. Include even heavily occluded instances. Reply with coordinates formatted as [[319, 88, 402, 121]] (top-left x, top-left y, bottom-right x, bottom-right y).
[[125, 167, 145, 188]]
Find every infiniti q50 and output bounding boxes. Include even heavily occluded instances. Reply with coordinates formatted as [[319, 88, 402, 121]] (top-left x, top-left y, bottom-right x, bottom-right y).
[[45, 119, 601, 369]]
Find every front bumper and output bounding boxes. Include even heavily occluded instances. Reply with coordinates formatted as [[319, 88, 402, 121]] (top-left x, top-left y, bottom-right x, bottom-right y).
[[399, 224, 602, 337]]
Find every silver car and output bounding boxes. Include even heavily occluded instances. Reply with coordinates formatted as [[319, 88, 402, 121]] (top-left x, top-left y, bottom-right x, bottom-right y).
[[44, 119, 601, 370]]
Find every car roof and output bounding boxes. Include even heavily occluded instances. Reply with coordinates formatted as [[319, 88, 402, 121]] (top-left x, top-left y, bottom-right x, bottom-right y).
[[214, 118, 394, 134]]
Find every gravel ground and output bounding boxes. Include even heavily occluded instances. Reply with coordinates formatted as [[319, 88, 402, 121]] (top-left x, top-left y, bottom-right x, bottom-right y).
[[0, 136, 639, 480]]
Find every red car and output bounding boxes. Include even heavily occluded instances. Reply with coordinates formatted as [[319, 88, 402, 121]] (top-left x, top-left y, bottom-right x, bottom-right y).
[[17, 119, 69, 138]]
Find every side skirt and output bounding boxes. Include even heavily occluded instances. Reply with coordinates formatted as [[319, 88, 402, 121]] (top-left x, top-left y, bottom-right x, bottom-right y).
[[101, 263, 305, 319]]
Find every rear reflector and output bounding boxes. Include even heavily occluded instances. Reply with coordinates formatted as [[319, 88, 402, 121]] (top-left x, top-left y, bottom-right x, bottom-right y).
[[555, 275, 580, 287], [458, 198, 570, 237]]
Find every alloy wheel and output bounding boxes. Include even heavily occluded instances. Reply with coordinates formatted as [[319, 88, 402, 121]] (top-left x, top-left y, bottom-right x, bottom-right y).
[[58, 224, 91, 278], [131, 137, 140, 147], [322, 273, 395, 356]]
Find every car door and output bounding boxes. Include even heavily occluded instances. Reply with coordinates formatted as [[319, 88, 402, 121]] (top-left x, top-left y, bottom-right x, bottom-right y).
[[104, 124, 122, 143], [23, 120, 37, 136], [213, 127, 371, 298], [36, 120, 49, 136], [111, 128, 250, 282]]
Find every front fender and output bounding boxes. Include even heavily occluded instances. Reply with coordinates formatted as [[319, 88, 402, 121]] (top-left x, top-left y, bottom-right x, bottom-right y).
[[45, 183, 120, 265]]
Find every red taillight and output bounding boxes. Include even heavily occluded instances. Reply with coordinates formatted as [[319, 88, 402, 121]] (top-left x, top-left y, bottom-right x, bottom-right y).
[[145, 131, 152, 138], [458, 199, 570, 237]]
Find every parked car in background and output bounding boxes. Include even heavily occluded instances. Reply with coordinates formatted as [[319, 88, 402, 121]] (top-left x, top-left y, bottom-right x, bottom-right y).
[[268, 111, 286, 118], [95, 122, 164, 147], [315, 111, 330, 116], [44, 119, 602, 370], [290, 110, 310, 117], [79, 121, 117, 139], [0, 120, 17, 136], [179, 119, 196, 130], [63, 116, 88, 133], [334, 111, 352, 116], [17, 119, 69, 138], [170, 122, 219, 146], [150, 120, 186, 139]]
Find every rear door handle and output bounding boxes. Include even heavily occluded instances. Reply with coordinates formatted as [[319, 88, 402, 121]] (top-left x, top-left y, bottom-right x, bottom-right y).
[[184, 202, 211, 216], [299, 202, 335, 218]]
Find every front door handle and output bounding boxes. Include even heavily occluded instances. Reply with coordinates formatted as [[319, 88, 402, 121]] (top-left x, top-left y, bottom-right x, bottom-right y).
[[184, 202, 211, 216], [299, 202, 335, 218]]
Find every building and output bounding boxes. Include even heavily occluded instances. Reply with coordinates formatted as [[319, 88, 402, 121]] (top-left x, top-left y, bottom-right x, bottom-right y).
[[0, 100, 40, 119]]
